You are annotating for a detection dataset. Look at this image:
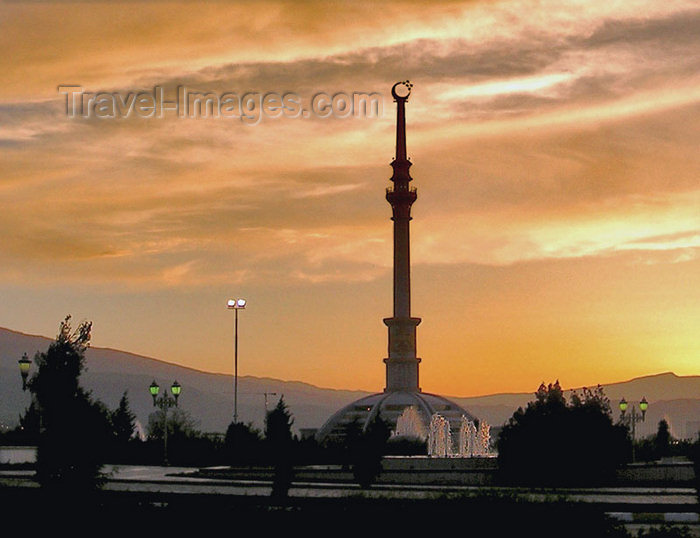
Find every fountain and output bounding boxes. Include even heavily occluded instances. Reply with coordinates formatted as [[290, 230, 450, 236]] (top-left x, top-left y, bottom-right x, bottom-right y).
[[429, 414, 492, 457], [477, 419, 491, 456], [394, 405, 427, 440], [134, 419, 147, 442], [458, 416, 477, 457], [427, 413, 452, 457], [457, 417, 492, 457]]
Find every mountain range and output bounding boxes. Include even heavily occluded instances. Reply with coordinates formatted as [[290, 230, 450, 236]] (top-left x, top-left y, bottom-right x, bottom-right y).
[[1, 327, 698, 439]]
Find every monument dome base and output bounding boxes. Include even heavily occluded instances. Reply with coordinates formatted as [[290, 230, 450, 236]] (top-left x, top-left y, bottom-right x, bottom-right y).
[[315, 390, 476, 445]]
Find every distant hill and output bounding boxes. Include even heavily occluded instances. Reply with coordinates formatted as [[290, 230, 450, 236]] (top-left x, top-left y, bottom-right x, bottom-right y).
[[1, 327, 698, 439], [0, 327, 370, 435], [452, 372, 700, 438]]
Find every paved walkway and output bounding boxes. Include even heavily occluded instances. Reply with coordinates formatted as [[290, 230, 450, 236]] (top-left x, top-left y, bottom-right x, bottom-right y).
[[99, 465, 698, 507], [3, 465, 699, 533], [103, 467, 700, 535], [3, 464, 699, 508], [4, 464, 697, 501]]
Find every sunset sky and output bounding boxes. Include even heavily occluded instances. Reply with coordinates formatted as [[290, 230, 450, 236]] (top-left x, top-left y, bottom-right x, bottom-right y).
[[1, 0, 699, 397]]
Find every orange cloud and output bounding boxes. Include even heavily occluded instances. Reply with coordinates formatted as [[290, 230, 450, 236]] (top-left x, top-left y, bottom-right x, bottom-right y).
[[1, 0, 699, 396]]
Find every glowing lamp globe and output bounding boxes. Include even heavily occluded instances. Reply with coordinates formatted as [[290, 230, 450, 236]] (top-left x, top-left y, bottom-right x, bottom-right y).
[[619, 398, 628, 412], [18, 353, 31, 390], [18, 354, 31, 376]]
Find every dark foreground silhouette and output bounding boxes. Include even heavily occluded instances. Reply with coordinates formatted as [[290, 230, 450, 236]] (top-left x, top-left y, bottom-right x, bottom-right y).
[[0, 487, 635, 536]]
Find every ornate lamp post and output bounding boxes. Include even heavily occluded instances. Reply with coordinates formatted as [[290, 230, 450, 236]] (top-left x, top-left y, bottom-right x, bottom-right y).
[[149, 380, 181, 466], [227, 298, 246, 423], [619, 396, 648, 462], [18, 353, 42, 439], [18, 353, 31, 391]]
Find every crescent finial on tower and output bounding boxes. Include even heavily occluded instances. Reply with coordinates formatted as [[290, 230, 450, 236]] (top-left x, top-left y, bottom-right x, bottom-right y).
[[391, 80, 413, 101]]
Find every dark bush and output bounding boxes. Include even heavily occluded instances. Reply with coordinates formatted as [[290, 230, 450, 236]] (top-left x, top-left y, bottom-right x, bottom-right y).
[[497, 382, 630, 486]]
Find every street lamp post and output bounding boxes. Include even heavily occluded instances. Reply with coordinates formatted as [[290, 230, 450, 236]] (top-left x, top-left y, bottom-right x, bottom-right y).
[[18, 353, 42, 438], [149, 380, 181, 466], [18, 353, 31, 391], [227, 298, 246, 423], [619, 397, 648, 462]]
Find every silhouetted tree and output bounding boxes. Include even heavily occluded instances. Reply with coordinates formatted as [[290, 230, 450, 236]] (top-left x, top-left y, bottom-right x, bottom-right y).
[[336, 419, 363, 470], [0, 401, 41, 447], [147, 407, 198, 439], [111, 391, 136, 444], [351, 414, 391, 489], [16, 400, 41, 443], [654, 419, 672, 460], [634, 436, 657, 462], [224, 421, 263, 465], [265, 396, 295, 499], [295, 435, 328, 465], [27, 316, 111, 493], [145, 407, 203, 465], [497, 382, 629, 486]]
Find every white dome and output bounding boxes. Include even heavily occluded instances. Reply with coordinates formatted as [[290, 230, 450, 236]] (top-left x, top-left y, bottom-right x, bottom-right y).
[[316, 390, 476, 444]]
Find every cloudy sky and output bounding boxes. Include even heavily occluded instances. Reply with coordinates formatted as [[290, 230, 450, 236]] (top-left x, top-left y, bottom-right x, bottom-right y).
[[1, 0, 699, 396]]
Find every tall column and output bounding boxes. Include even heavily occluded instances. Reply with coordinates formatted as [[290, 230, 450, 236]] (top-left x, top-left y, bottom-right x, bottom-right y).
[[384, 81, 421, 393]]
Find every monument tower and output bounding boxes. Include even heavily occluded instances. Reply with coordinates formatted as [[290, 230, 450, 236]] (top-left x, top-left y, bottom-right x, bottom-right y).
[[384, 80, 422, 393], [316, 82, 475, 443]]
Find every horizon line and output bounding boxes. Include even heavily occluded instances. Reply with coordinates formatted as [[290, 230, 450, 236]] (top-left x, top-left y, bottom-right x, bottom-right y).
[[1, 325, 694, 401]]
